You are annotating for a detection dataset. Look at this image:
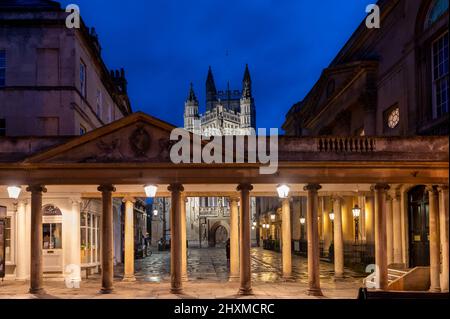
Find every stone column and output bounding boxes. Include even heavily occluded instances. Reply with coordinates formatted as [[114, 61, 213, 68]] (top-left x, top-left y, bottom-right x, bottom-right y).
[[98, 184, 116, 294], [26, 185, 47, 294], [181, 195, 188, 281], [427, 186, 441, 292], [374, 184, 389, 290], [15, 200, 28, 280], [281, 197, 292, 279], [392, 190, 403, 265], [123, 196, 136, 282], [386, 195, 394, 265], [304, 184, 322, 296], [332, 196, 344, 279], [229, 195, 240, 282], [400, 186, 409, 267], [67, 199, 81, 281], [168, 183, 184, 294], [237, 183, 253, 295], [438, 185, 449, 292]]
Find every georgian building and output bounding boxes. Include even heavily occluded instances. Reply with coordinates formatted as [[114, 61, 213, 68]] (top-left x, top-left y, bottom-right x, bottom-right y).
[[257, 0, 449, 276], [0, 0, 145, 279], [0, 0, 132, 136], [283, 0, 448, 137]]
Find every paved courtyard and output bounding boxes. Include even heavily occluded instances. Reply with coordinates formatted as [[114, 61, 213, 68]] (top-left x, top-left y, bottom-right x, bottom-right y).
[[0, 248, 365, 299]]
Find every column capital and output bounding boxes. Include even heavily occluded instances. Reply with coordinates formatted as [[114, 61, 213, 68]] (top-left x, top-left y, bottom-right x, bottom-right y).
[[26, 185, 47, 193], [122, 196, 136, 204], [374, 183, 390, 191], [237, 183, 253, 192], [229, 194, 241, 202], [303, 184, 322, 192], [168, 183, 184, 193], [331, 195, 343, 203], [69, 198, 82, 205], [426, 185, 438, 195], [437, 184, 449, 192], [98, 184, 116, 193]]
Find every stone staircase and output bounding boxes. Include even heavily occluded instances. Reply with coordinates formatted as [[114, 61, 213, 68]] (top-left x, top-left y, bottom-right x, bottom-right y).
[[364, 266, 431, 291], [363, 267, 409, 289]]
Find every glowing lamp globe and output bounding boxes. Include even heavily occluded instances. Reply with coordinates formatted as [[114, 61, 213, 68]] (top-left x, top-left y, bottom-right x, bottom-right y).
[[7, 186, 22, 199], [144, 185, 158, 198]]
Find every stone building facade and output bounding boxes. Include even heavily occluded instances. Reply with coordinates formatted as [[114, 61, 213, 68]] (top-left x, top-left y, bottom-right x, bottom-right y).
[[283, 0, 448, 137], [0, 0, 144, 279], [257, 0, 449, 273], [0, 0, 132, 137]]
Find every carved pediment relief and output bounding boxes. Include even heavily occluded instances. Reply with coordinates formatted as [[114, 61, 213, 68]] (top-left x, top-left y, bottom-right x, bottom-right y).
[[25, 112, 178, 164]]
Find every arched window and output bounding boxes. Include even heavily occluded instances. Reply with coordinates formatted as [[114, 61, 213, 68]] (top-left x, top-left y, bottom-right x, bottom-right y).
[[425, 0, 449, 29]]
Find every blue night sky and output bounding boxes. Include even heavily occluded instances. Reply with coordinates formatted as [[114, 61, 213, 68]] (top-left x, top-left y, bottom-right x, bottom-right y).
[[60, 0, 370, 131]]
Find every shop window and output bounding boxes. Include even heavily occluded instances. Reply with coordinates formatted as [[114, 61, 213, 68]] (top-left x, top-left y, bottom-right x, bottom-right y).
[[4, 217, 11, 262], [80, 212, 100, 265], [43, 223, 62, 249]]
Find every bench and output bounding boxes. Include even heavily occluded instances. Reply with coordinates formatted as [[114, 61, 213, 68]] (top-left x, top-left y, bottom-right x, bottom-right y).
[[358, 287, 450, 299], [81, 265, 97, 279]]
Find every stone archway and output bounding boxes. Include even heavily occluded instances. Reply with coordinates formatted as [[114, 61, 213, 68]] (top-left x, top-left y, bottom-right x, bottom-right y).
[[209, 221, 230, 248]]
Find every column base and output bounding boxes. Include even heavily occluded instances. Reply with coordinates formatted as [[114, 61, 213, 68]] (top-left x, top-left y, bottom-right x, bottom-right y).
[[306, 288, 323, 296], [122, 275, 136, 282], [238, 287, 254, 296], [29, 288, 45, 295], [281, 275, 295, 282], [100, 287, 114, 294], [429, 287, 441, 293], [182, 275, 189, 282], [333, 274, 345, 281], [228, 275, 240, 282], [170, 287, 184, 294]]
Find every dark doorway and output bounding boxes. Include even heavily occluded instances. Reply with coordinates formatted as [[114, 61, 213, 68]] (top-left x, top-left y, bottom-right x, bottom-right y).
[[408, 185, 430, 267]]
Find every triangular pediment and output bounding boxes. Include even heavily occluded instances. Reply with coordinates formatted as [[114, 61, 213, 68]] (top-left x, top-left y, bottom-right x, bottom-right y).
[[301, 60, 378, 121], [25, 112, 180, 163]]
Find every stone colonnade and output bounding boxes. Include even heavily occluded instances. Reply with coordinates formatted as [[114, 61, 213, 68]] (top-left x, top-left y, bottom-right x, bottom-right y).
[[23, 182, 449, 295]]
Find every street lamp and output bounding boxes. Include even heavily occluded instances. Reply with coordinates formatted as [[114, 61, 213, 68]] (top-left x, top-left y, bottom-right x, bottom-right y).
[[329, 211, 335, 221], [300, 217, 306, 225], [144, 184, 158, 198], [270, 213, 276, 221], [7, 186, 21, 199], [352, 204, 361, 218], [153, 209, 158, 216], [276, 184, 290, 199], [353, 204, 361, 242]]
